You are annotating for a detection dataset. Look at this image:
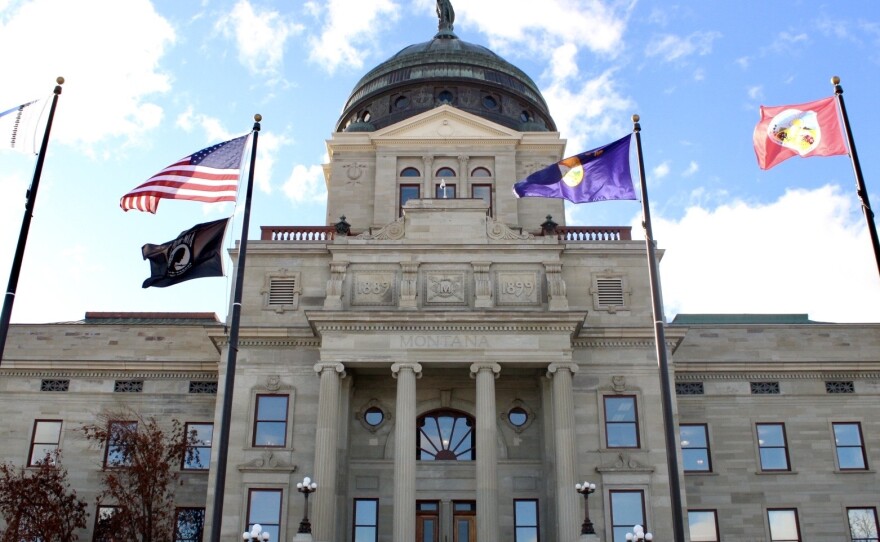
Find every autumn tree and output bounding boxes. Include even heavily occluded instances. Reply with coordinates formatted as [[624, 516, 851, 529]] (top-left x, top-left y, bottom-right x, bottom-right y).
[[0, 450, 88, 542], [81, 409, 198, 542]]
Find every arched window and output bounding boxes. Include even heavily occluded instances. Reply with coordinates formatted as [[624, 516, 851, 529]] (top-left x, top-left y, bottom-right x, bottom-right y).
[[470, 167, 491, 177], [400, 167, 421, 177], [435, 167, 456, 177], [418, 409, 474, 460]]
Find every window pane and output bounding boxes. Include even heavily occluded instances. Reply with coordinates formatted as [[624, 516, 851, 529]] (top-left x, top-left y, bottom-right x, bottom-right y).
[[190, 423, 213, 445], [423, 520, 435, 542], [682, 449, 711, 471], [355, 499, 377, 521], [848, 508, 879, 540], [30, 444, 58, 465], [355, 526, 377, 542], [768, 510, 799, 540], [515, 527, 538, 542], [257, 396, 288, 421], [680, 425, 708, 447], [611, 491, 644, 525], [834, 423, 862, 445], [760, 448, 789, 470], [605, 397, 636, 421], [34, 421, 62, 442], [607, 424, 638, 447], [757, 424, 784, 446], [435, 184, 456, 198], [688, 511, 718, 542], [457, 520, 470, 542], [515, 500, 538, 526], [249, 491, 281, 524], [255, 422, 286, 446], [838, 447, 867, 469], [400, 167, 420, 177], [175, 508, 205, 542]]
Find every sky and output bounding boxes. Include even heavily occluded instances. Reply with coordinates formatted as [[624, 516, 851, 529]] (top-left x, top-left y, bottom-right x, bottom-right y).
[[1, 0, 879, 325]]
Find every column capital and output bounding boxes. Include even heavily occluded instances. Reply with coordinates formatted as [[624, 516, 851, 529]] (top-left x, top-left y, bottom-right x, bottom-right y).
[[391, 362, 423, 379], [469, 362, 501, 379], [314, 362, 346, 378], [546, 362, 578, 378]]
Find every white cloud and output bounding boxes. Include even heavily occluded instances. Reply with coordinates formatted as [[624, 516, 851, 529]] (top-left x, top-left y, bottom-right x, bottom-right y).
[[645, 31, 721, 62], [682, 161, 698, 176], [307, 0, 399, 73], [736, 56, 750, 69], [747, 85, 763, 100], [653, 161, 671, 179], [215, 0, 303, 78], [646, 185, 880, 323], [282, 164, 327, 204], [0, 0, 175, 149]]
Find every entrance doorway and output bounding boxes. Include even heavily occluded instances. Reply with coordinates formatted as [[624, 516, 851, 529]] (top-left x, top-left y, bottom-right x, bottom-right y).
[[453, 501, 476, 542], [417, 501, 439, 542]]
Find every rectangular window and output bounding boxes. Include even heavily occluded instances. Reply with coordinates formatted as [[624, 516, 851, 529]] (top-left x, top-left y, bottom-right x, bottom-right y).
[[247, 489, 281, 542], [609, 490, 645, 542], [847, 507, 879, 541], [400, 184, 420, 216], [105, 421, 137, 468], [253, 394, 288, 447], [183, 423, 213, 470], [768, 508, 800, 541], [756, 423, 790, 471], [834, 422, 868, 470], [417, 501, 439, 542], [175, 507, 205, 542], [435, 183, 456, 198], [688, 510, 719, 541], [604, 396, 639, 448], [353, 498, 379, 542], [93, 505, 121, 542], [680, 424, 711, 472], [514, 499, 539, 542], [472, 184, 492, 216], [28, 419, 62, 466]]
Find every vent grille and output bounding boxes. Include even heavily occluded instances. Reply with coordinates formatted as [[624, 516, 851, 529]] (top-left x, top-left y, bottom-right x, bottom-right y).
[[596, 278, 624, 306], [825, 381, 855, 394], [41, 379, 70, 392], [114, 380, 144, 393], [750, 381, 780, 395], [268, 278, 297, 306], [189, 381, 218, 394], [675, 382, 704, 395]]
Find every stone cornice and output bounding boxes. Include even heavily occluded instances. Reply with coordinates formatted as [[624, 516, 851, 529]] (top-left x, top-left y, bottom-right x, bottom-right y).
[[676, 371, 880, 381], [0, 369, 216, 379], [211, 337, 321, 348]]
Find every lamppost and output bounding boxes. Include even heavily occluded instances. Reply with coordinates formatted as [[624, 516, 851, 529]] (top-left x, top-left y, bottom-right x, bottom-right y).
[[575, 481, 597, 535], [296, 476, 318, 534], [626, 524, 654, 541], [242, 523, 270, 541]]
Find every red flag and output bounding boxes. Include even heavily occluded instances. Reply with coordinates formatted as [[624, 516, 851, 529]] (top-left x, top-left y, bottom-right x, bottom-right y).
[[120, 134, 248, 213], [753, 96, 847, 170]]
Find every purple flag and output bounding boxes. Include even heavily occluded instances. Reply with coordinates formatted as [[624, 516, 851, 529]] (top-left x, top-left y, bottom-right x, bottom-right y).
[[513, 135, 636, 203]]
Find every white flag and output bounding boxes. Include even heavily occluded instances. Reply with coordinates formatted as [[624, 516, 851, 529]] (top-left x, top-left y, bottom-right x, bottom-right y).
[[0, 99, 46, 154]]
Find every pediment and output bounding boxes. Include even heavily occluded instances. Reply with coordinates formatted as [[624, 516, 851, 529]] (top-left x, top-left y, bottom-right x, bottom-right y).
[[373, 105, 520, 140]]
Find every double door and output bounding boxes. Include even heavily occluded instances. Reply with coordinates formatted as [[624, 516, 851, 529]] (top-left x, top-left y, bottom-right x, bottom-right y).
[[416, 500, 476, 542]]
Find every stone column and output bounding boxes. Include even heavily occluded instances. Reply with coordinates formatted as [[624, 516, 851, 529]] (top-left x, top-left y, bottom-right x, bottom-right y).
[[392, 362, 422, 542], [547, 362, 580, 542], [312, 362, 346, 542], [471, 362, 501, 542]]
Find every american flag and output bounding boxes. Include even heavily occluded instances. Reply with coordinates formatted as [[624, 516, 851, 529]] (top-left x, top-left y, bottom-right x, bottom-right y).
[[120, 134, 249, 213]]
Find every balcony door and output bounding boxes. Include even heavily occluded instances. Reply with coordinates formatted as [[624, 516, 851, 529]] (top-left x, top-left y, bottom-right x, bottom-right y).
[[453, 501, 476, 542]]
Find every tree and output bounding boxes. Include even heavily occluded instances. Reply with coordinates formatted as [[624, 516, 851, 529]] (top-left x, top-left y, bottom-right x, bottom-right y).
[[0, 450, 88, 542], [81, 409, 198, 542]]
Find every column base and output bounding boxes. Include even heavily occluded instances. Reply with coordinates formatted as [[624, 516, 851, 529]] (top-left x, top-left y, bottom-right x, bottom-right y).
[[578, 534, 600, 542], [292, 533, 314, 542]]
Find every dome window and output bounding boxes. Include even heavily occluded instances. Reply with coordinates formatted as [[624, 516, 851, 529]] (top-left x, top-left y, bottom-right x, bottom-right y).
[[361, 111, 372, 122], [438, 90, 454, 104], [482, 95, 498, 109], [394, 95, 410, 109], [520, 111, 531, 123]]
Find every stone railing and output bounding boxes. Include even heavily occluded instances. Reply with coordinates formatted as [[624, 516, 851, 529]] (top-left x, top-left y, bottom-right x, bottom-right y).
[[260, 225, 631, 241]]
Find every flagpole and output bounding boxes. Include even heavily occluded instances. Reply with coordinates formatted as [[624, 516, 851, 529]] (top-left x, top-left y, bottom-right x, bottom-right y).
[[632, 114, 685, 542], [209, 114, 260, 542], [0, 77, 64, 366], [831, 76, 880, 278]]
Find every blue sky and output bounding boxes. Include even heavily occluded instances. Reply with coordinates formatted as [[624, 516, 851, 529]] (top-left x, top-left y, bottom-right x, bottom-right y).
[[1, 0, 879, 325]]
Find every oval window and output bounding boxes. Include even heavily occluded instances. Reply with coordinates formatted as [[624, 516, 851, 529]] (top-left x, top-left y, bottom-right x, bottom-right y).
[[364, 406, 384, 426], [395, 95, 410, 109], [482, 95, 498, 109], [520, 111, 531, 123], [508, 407, 528, 427], [438, 90, 454, 104]]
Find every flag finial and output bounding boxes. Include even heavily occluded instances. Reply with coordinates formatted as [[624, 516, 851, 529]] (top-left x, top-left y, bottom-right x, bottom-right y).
[[831, 75, 840, 85], [56, 76, 64, 85], [632, 114, 641, 133], [254, 113, 262, 122]]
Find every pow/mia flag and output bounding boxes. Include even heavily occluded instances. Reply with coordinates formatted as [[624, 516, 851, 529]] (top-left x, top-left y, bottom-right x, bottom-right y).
[[141, 218, 229, 288]]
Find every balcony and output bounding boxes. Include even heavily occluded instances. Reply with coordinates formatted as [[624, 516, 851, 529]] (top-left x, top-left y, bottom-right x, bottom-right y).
[[260, 225, 631, 241]]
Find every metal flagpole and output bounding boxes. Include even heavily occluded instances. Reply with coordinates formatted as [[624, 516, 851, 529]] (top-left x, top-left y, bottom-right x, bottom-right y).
[[0, 77, 65, 366], [632, 114, 686, 542], [209, 114, 261, 542], [831, 76, 880, 278]]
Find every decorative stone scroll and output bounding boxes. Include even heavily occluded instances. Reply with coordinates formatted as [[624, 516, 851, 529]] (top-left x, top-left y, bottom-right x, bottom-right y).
[[487, 217, 533, 240], [324, 261, 348, 309], [399, 261, 419, 309], [472, 262, 492, 308], [544, 262, 569, 310], [355, 217, 405, 240], [496, 271, 540, 306], [351, 272, 396, 306]]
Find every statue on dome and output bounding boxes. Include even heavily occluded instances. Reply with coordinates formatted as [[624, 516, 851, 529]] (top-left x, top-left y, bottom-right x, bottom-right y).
[[437, 0, 454, 32]]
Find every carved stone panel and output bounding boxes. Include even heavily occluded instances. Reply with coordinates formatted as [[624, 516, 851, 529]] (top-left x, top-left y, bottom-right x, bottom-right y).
[[496, 271, 540, 306], [351, 272, 396, 306], [424, 272, 467, 306]]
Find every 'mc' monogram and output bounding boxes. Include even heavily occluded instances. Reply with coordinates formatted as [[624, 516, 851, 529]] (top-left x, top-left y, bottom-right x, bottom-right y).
[[400, 335, 490, 348]]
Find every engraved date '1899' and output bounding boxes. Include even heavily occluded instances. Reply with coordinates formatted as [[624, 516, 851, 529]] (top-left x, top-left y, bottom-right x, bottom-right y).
[[503, 281, 534, 297]]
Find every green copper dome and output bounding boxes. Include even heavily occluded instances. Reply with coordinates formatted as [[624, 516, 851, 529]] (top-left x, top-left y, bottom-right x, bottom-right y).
[[336, 28, 555, 133]]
